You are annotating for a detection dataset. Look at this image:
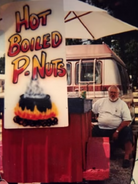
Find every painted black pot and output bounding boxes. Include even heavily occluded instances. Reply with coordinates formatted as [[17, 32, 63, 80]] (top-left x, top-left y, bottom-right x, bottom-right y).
[[19, 94, 52, 112]]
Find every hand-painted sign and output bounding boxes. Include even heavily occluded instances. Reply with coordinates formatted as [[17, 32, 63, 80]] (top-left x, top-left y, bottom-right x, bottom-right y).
[[3, 0, 68, 128]]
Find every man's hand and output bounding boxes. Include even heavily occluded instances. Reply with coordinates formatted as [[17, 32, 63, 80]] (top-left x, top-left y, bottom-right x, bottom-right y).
[[112, 120, 131, 140], [112, 131, 119, 140]]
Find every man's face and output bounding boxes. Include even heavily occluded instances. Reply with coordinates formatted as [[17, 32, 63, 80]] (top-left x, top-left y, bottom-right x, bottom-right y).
[[108, 88, 119, 102]]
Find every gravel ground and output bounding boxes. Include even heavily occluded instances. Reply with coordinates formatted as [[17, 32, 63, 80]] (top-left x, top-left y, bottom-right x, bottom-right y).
[[105, 149, 134, 184]]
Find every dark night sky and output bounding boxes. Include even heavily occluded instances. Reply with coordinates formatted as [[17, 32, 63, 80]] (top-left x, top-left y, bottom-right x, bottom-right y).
[[109, 0, 138, 27], [80, 0, 138, 27]]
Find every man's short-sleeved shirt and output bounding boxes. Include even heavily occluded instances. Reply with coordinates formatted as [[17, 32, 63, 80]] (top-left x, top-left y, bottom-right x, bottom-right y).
[[92, 98, 131, 129]]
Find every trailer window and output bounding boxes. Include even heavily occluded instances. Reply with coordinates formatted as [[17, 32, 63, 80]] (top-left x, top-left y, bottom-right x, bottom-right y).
[[0, 56, 5, 74], [76, 60, 101, 84], [0, 56, 5, 92], [95, 61, 102, 84], [117, 64, 129, 94], [66, 63, 71, 85]]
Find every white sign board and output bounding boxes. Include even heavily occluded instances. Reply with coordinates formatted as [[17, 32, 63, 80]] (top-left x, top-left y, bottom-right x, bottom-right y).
[[2, 0, 68, 128]]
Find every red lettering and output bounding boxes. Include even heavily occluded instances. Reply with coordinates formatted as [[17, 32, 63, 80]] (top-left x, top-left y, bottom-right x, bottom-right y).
[[8, 32, 62, 56], [32, 51, 46, 80], [29, 14, 39, 30], [12, 56, 30, 84], [51, 59, 65, 77], [21, 39, 30, 52], [51, 31, 62, 48], [16, 5, 29, 33], [15, 5, 51, 33], [35, 36, 43, 50], [43, 34, 51, 49], [38, 9, 52, 25], [45, 63, 53, 76], [8, 34, 21, 57]]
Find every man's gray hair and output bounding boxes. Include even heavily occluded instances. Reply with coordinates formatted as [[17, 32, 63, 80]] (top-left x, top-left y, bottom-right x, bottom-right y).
[[108, 85, 120, 93]]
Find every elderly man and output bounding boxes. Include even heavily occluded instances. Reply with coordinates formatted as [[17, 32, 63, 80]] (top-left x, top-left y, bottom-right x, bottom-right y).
[[92, 85, 133, 168]]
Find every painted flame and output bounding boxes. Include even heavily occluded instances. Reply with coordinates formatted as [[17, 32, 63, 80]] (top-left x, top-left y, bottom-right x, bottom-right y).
[[14, 103, 58, 120]]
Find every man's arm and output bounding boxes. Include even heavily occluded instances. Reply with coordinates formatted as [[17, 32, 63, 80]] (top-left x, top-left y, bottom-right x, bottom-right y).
[[115, 100, 132, 133], [115, 120, 131, 132], [91, 111, 98, 122], [113, 120, 131, 140]]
